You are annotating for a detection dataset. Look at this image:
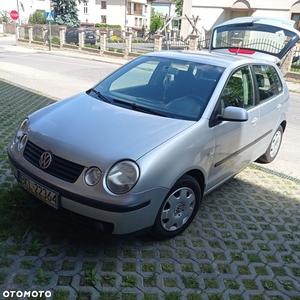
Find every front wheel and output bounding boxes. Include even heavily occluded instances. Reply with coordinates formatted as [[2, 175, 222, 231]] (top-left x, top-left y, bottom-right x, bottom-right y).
[[151, 175, 201, 239], [257, 125, 283, 163]]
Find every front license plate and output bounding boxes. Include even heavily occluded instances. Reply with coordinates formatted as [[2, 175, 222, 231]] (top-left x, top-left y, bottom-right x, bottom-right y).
[[18, 171, 59, 209]]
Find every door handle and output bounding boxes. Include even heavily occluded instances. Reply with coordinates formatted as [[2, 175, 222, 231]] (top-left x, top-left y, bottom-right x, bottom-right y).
[[277, 104, 282, 110], [251, 117, 258, 125]]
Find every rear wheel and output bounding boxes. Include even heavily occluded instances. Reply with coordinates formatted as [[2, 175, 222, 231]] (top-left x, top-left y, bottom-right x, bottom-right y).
[[257, 125, 283, 163], [151, 175, 201, 239]]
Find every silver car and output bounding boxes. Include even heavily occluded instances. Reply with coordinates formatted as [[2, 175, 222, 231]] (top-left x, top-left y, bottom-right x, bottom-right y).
[[8, 17, 300, 238]]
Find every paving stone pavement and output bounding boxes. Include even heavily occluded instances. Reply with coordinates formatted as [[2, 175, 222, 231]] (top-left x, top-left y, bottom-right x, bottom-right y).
[[0, 80, 300, 300]]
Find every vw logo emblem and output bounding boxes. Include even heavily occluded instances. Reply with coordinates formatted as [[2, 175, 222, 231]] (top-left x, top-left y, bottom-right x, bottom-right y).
[[39, 151, 52, 169]]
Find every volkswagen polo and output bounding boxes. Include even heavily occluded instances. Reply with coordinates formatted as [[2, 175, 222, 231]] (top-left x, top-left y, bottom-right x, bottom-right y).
[[8, 17, 300, 238]]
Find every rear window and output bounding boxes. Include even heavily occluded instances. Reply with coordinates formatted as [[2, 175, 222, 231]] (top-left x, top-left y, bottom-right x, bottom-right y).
[[212, 23, 295, 57], [85, 30, 95, 35]]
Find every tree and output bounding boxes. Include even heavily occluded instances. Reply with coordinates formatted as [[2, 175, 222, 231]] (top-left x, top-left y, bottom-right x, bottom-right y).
[[173, 0, 183, 29], [51, 0, 89, 27], [150, 9, 163, 33], [174, 0, 183, 17], [28, 10, 47, 24], [0, 11, 10, 23]]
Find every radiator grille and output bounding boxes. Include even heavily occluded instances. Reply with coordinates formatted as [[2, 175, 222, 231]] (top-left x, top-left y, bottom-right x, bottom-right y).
[[23, 140, 85, 183]]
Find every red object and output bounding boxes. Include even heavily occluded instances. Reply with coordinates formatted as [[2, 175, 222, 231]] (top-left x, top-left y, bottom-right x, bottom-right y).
[[228, 48, 255, 54], [10, 10, 19, 21]]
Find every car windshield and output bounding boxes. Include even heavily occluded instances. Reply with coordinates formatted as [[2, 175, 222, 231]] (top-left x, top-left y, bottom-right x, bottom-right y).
[[91, 56, 224, 121], [211, 23, 296, 58]]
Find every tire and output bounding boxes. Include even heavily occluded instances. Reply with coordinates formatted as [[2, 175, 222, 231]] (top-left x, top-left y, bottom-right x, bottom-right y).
[[151, 175, 202, 239], [257, 125, 283, 163]]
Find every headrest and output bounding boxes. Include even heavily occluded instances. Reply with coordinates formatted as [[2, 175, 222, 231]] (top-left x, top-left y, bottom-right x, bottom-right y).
[[256, 74, 265, 88]]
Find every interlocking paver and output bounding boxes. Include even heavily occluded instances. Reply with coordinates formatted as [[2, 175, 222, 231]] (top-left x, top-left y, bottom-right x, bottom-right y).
[[0, 79, 300, 299]]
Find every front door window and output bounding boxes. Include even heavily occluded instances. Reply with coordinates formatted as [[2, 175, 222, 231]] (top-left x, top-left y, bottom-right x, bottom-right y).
[[221, 66, 254, 112]]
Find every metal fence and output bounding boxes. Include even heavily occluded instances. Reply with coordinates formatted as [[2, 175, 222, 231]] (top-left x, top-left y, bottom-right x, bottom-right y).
[[291, 44, 300, 71]]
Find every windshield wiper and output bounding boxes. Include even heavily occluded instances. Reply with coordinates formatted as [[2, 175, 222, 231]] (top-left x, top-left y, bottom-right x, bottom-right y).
[[113, 99, 169, 117], [87, 88, 110, 103]]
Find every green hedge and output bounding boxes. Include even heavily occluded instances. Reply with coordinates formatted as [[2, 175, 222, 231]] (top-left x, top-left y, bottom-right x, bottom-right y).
[[95, 23, 121, 28]]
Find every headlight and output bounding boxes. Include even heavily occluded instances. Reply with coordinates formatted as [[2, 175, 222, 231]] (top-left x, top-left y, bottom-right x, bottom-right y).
[[18, 134, 27, 151], [14, 118, 29, 143], [106, 160, 139, 194], [84, 167, 101, 186]]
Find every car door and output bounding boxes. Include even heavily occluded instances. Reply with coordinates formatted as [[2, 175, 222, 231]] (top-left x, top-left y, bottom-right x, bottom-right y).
[[66, 29, 78, 44], [250, 64, 287, 161], [206, 65, 259, 191]]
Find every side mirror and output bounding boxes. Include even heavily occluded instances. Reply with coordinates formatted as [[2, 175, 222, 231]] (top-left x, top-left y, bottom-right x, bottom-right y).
[[217, 106, 248, 122]]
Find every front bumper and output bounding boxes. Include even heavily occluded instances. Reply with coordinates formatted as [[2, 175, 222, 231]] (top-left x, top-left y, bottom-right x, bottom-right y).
[[8, 148, 169, 235]]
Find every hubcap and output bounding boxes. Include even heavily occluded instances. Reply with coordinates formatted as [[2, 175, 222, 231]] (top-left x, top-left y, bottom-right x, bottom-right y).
[[270, 130, 282, 158], [160, 187, 195, 231]]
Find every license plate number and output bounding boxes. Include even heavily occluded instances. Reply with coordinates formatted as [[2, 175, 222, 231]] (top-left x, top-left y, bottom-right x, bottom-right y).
[[18, 171, 59, 209]]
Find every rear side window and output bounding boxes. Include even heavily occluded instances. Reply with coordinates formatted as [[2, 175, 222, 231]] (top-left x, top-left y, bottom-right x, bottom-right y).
[[253, 65, 283, 102], [66, 29, 76, 36]]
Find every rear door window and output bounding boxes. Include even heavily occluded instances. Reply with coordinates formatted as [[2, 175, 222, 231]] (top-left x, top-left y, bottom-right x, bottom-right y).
[[252, 65, 283, 102]]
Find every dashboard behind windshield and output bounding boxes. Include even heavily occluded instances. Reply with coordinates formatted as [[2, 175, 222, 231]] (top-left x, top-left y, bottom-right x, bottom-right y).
[[93, 56, 224, 121]]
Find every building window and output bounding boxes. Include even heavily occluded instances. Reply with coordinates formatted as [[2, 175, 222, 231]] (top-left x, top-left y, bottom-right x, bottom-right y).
[[145, 5, 148, 13], [134, 3, 137, 11], [139, 18, 142, 26], [84, 3, 88, 14], [101, 15, 107, 23], [101, 1, 107, 9], [135, 18, 138, 26]]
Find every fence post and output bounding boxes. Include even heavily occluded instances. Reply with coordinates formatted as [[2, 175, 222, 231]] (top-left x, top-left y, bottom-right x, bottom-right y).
[[125, 31, 132, 58], [78, 28, 85, 49], [280, 48, 294, 76], [42, 27, 48, 46], [100, 33, 107, 54], [28, 26, 33, 43], [154, 34, 163, 51], [16, 25, 20, 39], [188, 34, 199, 51], [59, 26, 66, 48], [19, 26, 25, 39]]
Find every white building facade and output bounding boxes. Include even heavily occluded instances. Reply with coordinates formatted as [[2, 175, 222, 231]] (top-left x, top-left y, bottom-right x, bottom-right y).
[[181, 0, 300, 40], [77, 0, 152, 31]]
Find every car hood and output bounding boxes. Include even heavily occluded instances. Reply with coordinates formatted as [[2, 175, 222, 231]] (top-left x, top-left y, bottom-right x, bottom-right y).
[[210, 16, 300, 63], [27, 93, 194, 171]]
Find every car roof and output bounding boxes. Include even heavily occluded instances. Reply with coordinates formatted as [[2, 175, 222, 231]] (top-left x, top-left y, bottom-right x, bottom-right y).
[[144, 50, 273, 68]]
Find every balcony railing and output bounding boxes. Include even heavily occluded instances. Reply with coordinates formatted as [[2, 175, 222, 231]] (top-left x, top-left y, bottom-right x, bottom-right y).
[[128, 9, 143, 15]]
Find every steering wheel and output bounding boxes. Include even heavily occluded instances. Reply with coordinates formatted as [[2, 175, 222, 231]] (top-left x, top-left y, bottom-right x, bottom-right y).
[[166, 95, 204, 117]]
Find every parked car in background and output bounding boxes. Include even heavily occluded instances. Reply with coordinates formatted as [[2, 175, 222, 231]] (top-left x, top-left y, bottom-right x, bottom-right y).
[[8, 17, 300, 239], [65, 28, 96, 45]]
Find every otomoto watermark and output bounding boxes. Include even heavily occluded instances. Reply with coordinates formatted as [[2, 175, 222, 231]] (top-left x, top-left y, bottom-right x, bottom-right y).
[[3, 290, 52, 298]]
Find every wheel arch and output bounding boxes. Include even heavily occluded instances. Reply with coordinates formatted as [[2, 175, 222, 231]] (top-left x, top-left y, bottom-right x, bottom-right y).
[[185, 169, 206, 196], [280, 120, 287, 132]]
